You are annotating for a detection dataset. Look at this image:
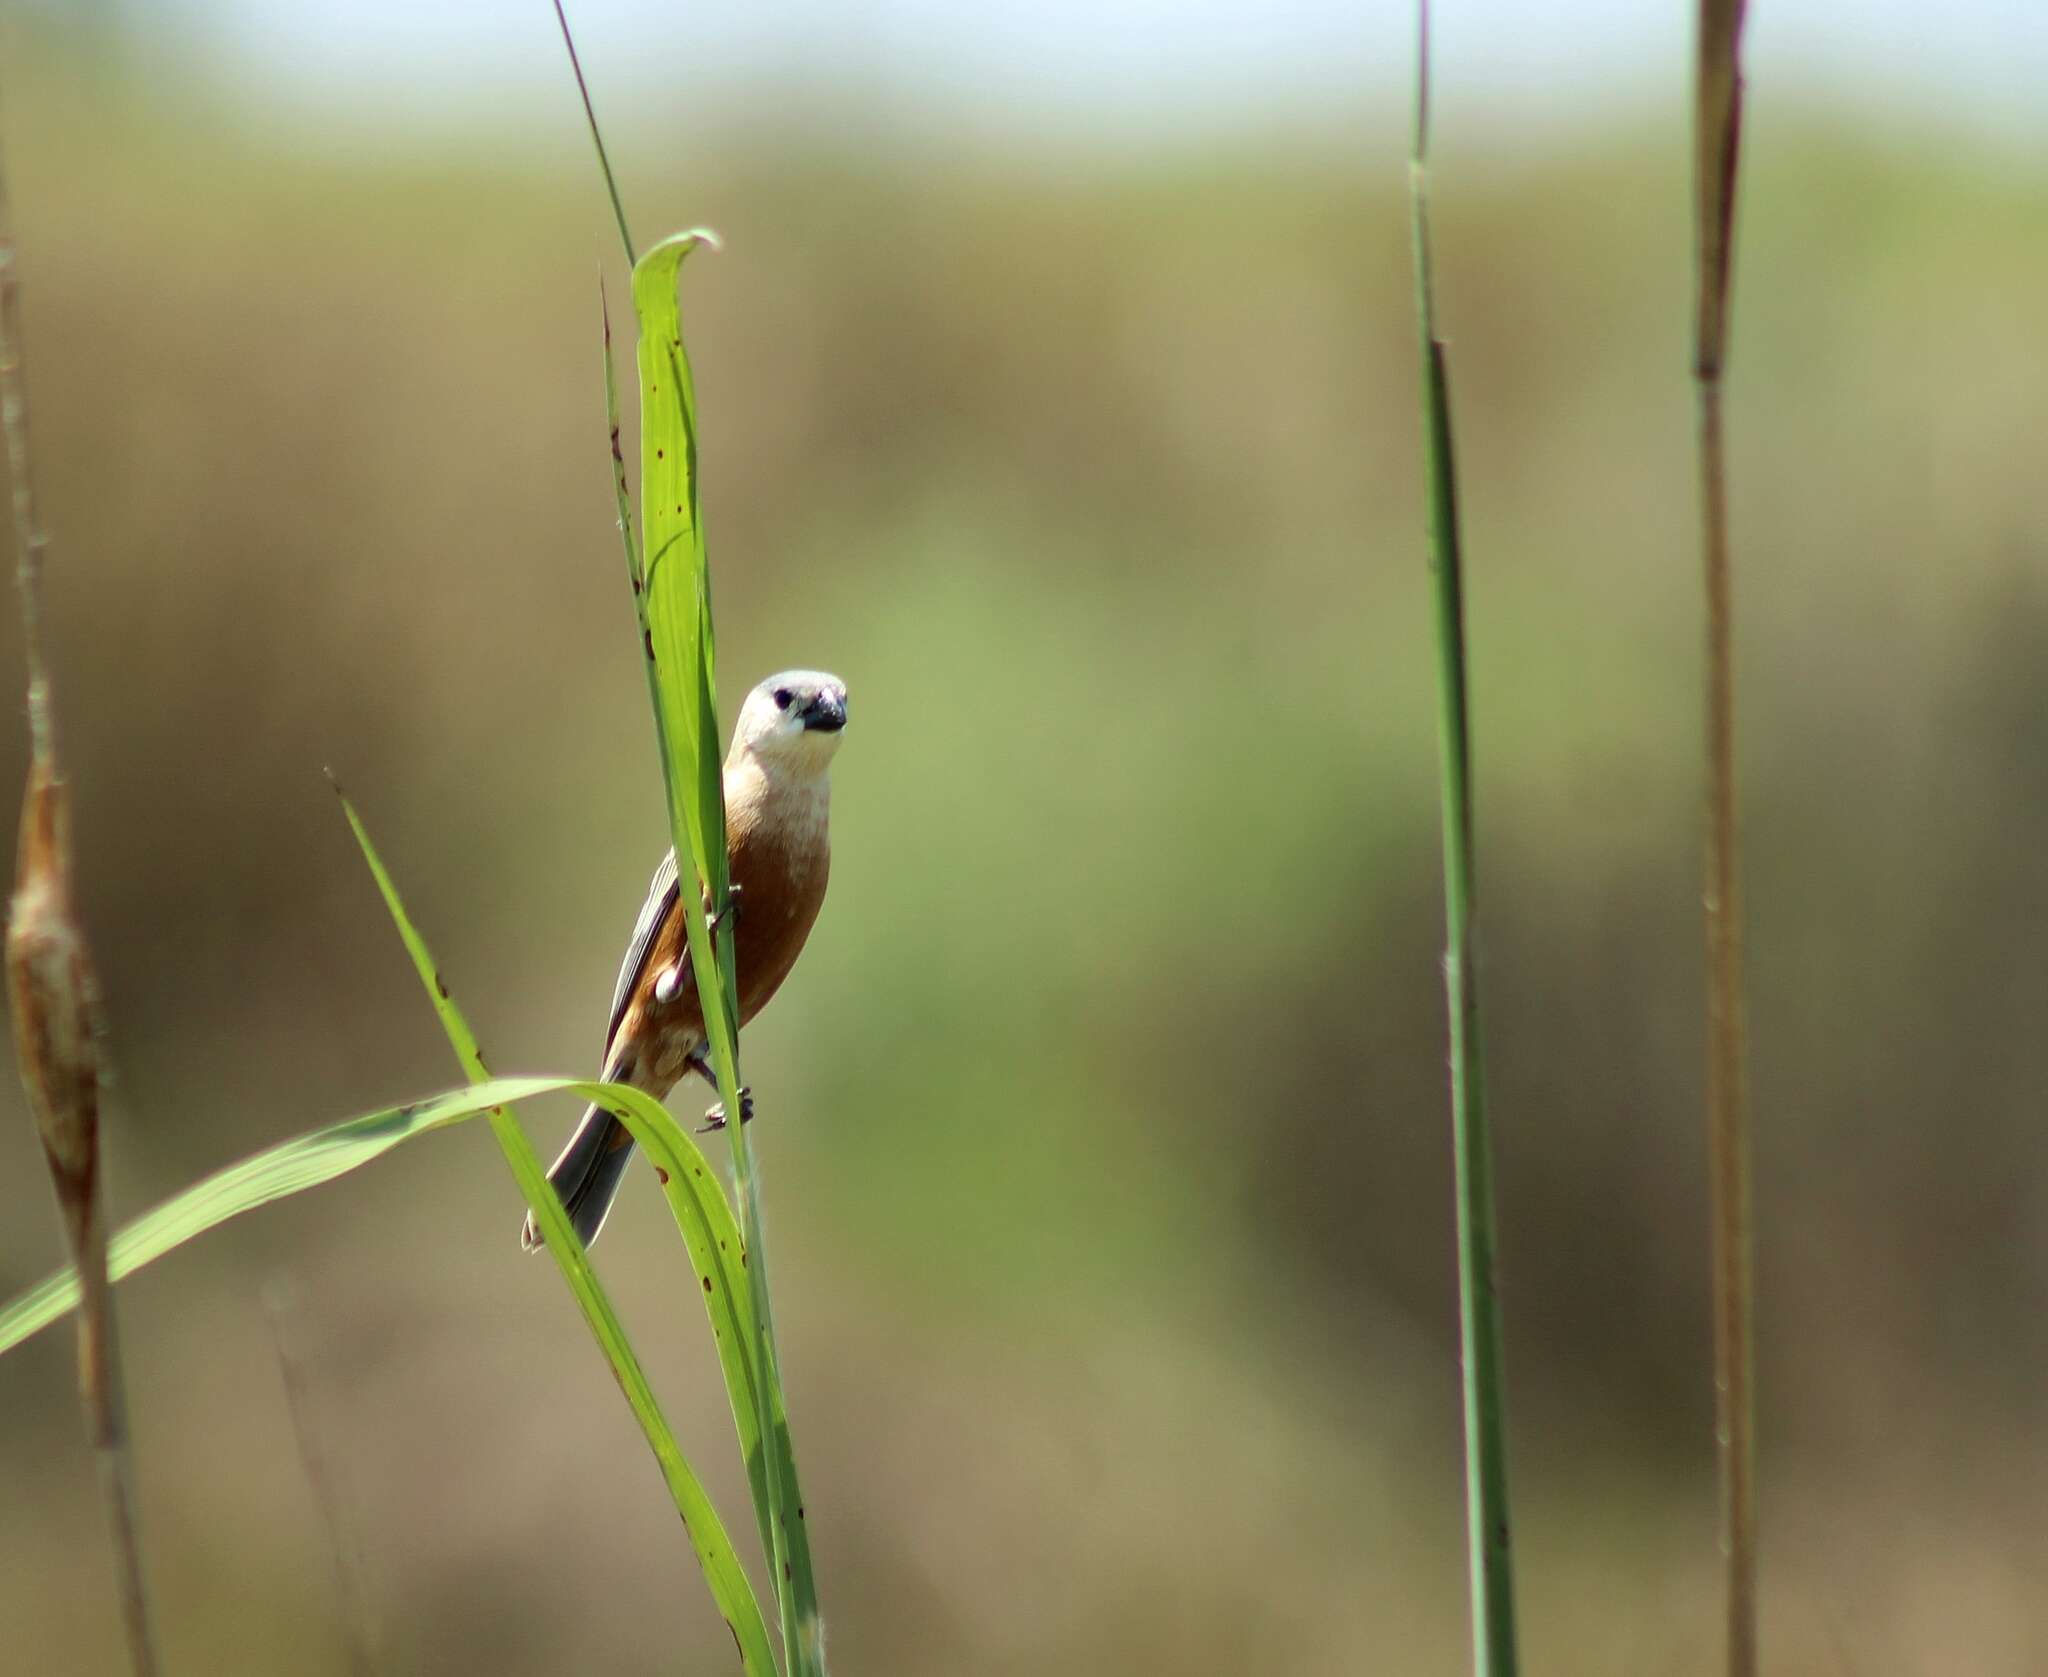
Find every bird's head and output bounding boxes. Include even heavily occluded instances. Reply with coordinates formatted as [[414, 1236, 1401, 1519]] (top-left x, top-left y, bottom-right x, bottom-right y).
[[731, 669, 849, 782]]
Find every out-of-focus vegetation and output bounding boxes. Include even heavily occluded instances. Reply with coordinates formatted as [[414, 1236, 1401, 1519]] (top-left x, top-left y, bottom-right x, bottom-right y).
[[2, 19, 2044, 1677]]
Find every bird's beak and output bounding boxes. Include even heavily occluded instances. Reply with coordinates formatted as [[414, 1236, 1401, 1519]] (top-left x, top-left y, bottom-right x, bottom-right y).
[[799, 689, 848, 733]]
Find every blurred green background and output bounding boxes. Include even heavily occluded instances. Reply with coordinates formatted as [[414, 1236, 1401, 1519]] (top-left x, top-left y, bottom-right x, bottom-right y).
[[2, 6, 2045, 1674]]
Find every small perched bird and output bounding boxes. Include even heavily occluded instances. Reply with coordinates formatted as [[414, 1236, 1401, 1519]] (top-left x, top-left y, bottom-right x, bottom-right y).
[[522, 670, 848, 1250]]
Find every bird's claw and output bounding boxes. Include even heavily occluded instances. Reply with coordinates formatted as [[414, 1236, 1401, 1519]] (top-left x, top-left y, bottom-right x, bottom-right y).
[[699, 1086, 754, 1132], [708, 884, 744, 938]]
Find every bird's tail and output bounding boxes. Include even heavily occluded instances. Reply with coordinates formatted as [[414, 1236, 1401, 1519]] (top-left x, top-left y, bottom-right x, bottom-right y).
[[520, 1104, 635, 1252]]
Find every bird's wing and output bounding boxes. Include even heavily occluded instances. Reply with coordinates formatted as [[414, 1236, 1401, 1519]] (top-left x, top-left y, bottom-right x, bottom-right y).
[[603, 849, 687, 1058]]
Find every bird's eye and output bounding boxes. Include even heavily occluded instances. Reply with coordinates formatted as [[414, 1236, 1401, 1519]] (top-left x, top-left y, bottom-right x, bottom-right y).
[[773, 688, 793, 711]]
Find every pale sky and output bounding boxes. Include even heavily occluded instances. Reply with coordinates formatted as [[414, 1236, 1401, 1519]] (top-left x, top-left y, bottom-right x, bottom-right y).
[[125, 1, 2048, 151]]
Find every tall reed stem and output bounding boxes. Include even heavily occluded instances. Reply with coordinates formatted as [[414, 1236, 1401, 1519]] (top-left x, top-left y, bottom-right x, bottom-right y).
[[0, 112, 160, 1677], [1693, 4, 1756, 1673], [1408, 8, 1518, 1674]]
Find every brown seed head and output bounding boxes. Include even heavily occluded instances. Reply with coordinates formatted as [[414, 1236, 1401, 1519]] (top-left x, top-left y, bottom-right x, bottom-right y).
[[7, 762, 104, 1212]]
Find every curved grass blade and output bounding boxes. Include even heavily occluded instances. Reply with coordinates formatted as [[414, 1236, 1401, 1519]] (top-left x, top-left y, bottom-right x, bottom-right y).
[[0, 1073, 753, 1372], [632, 230, 824, 1673], [334, 788, 775, 1557], [471, 1099, 775, 1677], [0, 1074, 568, 1355], [0, 1072, 761, 1367], [0, 1067, 780, 1672], [333, 788, 774, 1674]]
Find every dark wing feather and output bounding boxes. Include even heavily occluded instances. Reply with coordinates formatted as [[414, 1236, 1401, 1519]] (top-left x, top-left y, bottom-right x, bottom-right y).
[[603, 849, 688, 1058]]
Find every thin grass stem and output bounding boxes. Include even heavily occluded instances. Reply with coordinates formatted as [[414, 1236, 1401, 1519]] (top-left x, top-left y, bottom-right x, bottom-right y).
[[551, 0, 637, 264], [70, 1191, 157, 1677], [262, 1279, 379, 1677], [1407, 8, 1518, 1674]]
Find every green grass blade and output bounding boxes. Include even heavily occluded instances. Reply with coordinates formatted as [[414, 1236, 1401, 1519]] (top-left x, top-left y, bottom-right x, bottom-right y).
[[630, 232, 823, 1674], [0, 1071, 755, 1364], [1408, 6, 1520, 1675], [0, 1062, 782, 1673], [334, 786, 779, 1597], [333, 784, 496, 1074], [630, 231, 729, 918], [460, 1106, 777, 1677], [596, 265, 785, 1587], [0, 1075, 577, 1355]]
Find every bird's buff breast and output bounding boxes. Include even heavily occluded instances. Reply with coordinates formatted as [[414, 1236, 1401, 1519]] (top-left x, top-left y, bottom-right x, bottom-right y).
[[619, 795, 830, 1096]]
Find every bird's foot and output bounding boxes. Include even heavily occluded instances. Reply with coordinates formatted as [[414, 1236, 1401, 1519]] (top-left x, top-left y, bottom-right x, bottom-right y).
[[699, 1086, 754, 1132], [708, 884, 743, 937]]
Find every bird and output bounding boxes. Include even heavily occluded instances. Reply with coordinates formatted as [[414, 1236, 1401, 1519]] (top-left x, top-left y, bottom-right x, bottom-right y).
[[522, 669, 848, 1251]]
